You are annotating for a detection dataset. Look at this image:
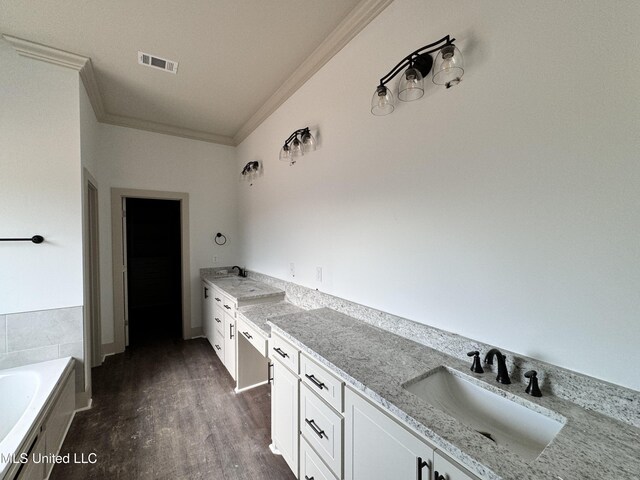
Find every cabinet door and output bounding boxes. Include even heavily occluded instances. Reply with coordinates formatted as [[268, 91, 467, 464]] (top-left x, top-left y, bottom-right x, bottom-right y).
[[434, 451, 479, 480], [223, 312, 236, 380], [344, 388, 433, 480], [272, 360, 299, 475], [202, 282, 211, 337]]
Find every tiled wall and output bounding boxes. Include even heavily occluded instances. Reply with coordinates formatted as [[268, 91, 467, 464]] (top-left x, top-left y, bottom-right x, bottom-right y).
[[0, 306, 84, 391]]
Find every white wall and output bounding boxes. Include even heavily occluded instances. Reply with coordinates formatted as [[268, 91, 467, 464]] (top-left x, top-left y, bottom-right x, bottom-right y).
[[236, 0, 640, 390], [80, 80, 101, 178], [0, 39, 84, 314], [94, 125, 238, 344]]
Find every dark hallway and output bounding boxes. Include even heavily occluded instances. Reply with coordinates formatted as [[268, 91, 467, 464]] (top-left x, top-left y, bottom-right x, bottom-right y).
[[126, 198, 182, 345]]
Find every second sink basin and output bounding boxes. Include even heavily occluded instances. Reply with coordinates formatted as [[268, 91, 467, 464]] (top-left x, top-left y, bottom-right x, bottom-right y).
[[403, 367, 565, 461]]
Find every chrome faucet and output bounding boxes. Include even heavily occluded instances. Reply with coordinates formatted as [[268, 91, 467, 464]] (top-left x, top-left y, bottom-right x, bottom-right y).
[[484, 349, 511, 384], [232, 266, 247, 277]]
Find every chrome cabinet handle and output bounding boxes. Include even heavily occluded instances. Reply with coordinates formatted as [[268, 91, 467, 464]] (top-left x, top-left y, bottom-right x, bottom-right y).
[[243, 331, 253, 339], [204, 287, 209, 299], [214, 344, 221, 350], [230, 324, 234, 339], [214, 297, 221, 302], [215, 317, 221, 323], [305, 418, 326, 439], [224, 304, 231, 310]]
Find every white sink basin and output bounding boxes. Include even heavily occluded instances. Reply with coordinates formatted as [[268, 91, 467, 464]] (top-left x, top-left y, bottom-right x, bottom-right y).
[[403, 367, 565, 461]]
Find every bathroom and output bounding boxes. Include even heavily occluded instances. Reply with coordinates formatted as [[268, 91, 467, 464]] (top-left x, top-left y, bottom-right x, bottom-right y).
[[0, 0, 638, 479]]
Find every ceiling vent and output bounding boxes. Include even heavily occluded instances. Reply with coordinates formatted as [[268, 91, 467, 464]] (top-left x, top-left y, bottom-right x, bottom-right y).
[[137, 51, 178, 74]]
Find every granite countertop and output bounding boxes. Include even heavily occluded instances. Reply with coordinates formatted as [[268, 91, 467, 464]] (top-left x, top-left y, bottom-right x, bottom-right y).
[[202, 274, 284, 302], [268, 308, 640, 480], [237, 301, 304, 337]]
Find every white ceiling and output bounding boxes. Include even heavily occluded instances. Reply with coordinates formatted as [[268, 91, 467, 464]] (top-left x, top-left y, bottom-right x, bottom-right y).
[[0, 0, 373, 144]]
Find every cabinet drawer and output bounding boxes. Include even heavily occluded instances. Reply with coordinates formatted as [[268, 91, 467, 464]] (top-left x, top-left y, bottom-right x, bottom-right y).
[[300, 384, 343, 477], [300, 353, 344, 412], [213, 335, 224, 361], [213, 305, 224, 334], [271, 333, 299, 373], [300, 436, 338, 480], [212, 288, 224, 307], [434, 451, 480, 480], [237, 315, 268, 357], [221, 293, 236, 317]]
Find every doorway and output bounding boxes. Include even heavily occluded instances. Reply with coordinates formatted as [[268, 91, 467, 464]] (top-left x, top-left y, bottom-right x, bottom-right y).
[[125, 198, 182, 345], [111, 189, 191, 353]]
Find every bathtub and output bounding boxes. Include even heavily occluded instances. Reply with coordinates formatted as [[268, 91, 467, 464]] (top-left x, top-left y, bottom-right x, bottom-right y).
[[0, 357, 75, 479]]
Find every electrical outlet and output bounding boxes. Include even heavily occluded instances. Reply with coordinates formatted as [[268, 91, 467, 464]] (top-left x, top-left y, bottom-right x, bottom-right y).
[[213, 256, 218, 264], [289, 262, 295, 277], [316, 266, 323, 283]]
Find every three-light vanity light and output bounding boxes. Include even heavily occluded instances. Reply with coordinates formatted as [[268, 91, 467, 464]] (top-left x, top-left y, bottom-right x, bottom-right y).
[[279, 127, 316, 165], [371, 35, 464, 116]]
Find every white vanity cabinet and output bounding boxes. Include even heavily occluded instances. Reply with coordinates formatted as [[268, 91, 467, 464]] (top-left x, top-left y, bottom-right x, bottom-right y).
[[344, 387, 434, 480], [270, 333, 300, 475], [434, 452, 479, 480], [344, 387, 480, 480], [202, 281, 213, 344], [223, 309, 236, 381]]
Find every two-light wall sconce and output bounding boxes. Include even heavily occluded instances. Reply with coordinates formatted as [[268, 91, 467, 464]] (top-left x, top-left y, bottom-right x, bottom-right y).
[[371, 35, 464, 115], [241, 160, 262, 186], [279, 127, 316, 165]]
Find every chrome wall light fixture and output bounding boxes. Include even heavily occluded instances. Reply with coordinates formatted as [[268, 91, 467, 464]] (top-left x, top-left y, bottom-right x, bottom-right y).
[[279, 127, 316, 165], [240, 160, 262, 186], [371, 35, 464, 115]]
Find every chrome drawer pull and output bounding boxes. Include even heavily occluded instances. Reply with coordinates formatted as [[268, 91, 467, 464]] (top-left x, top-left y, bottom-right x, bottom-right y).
[[243, 331, 253, 339], [215, 317, 221, 323]]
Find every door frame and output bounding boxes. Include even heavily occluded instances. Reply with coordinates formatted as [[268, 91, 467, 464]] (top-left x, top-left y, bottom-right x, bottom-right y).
[[82, 168, 100, 404], [111, 188, 191, 353]]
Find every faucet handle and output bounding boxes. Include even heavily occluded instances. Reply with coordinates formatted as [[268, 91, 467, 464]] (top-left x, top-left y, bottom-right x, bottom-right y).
[[524, 370, 542, 397], [467, 351, 484, 374]]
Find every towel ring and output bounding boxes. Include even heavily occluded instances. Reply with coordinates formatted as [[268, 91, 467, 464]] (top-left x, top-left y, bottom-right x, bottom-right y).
[[215, 233, 227, 245]]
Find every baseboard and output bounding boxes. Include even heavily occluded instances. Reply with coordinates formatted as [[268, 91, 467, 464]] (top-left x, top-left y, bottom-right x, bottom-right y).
[[190, 326, 203, 338], [101, 342, 116, 356], [75, 392, 92, 411], [269, 443, 281, 455]]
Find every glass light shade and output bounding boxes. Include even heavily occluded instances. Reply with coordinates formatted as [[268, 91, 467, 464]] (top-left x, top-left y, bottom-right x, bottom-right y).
[[432, 44, 464, 88], [290, 137, 304, 157], [301, 131, 316, 153], [279, 145, 291, 161], [371, 85, 395, 115], [398, 67, 424, 102]]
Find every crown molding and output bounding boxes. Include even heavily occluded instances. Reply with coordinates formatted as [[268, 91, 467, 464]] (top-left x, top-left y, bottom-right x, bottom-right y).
[[3, 34, 88, 70], [232, 0, 394, 145], [4, 0, 392, 148], [102, 113, 236, 146]]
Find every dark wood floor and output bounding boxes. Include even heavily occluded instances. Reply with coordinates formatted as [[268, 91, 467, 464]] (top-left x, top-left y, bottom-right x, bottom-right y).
[[51, 337, 296, 480]]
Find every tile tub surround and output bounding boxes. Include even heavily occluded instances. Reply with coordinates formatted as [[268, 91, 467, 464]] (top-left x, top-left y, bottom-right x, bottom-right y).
[[246, 270, 640, 428], [269, 309, 640, 480], [0, 306, 85, 391], [237, 301, 304, 336]]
